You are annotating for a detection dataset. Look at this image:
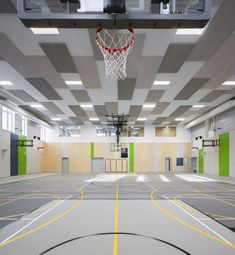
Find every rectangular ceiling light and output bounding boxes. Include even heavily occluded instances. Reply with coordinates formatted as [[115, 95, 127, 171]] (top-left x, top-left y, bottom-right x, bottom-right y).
[[192, 105, 205, 108], [30, 104, 45, 109], [89, 118, 99, 121], [80, 104, 93, 108], [153, 81, 171, 85], [143, 104, 156, 109], [222, 81, 235, 86], [30, 28, 60, 35], [0, 81, 13, 86], [65, 80, 83, 85], [51, 117, 61, 121], [175, 118, 184, 121], [137, 118, 147, 121], [176, 28, 204, 35]]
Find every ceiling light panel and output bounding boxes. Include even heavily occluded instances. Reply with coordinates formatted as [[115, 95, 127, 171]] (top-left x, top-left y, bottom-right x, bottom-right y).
[[0, 81, 13, 86], [65, 80, 83, 85], [153, 81, 171, 85], [222, 81, 235, 86], [30, 28, 60, 34], [176, 28, 204, 35]]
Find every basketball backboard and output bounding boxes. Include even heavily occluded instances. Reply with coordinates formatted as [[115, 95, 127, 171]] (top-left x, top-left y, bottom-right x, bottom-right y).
[[17, 0, 211, 29]]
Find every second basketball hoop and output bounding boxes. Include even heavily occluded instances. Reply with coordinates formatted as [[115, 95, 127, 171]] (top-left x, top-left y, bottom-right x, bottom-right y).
[[96, 28, 135, 81]]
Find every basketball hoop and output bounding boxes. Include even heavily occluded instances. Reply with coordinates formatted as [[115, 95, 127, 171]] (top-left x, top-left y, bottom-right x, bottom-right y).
[[96, 28, 135, 81]]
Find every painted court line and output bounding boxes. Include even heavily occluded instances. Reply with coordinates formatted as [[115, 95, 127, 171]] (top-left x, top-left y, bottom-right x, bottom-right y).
[[0, 197, 67, 244], [164, 195, 232, 244], [176, 174, 215, 182], [159, 175, 170, 182], [136, 175, 147, 182]]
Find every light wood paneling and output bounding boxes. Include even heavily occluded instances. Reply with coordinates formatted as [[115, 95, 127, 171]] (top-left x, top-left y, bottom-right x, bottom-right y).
[[159, 143, 177, 172], [134, 143, 153, 173], [69, 143, 91, 173], [184, 143, 192, 172], [122, 159, 127, 172], [105, 160, 111, 172], [117, 159, 122, 172], [155, 127, 176, 137], [94, 143, 105, 158], [41, 143, 61, 172], [111, 159, 116, 172]]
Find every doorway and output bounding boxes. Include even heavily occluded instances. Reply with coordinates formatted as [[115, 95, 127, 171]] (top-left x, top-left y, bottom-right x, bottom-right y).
[[165, 157, 172, 173], [62, 157, 69, 175]]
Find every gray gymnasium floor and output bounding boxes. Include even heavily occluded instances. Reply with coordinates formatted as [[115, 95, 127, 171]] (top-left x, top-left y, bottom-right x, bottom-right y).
[[0, 173, 234, 255]]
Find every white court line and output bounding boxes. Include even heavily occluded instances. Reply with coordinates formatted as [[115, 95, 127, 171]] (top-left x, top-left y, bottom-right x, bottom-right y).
[[136, 175, 147, 182], [159, 175, 170, 182], [192, 175, 216, 182], [175, 174, 214, 182], [86, 174, 126, 183], [0, 195, 70, 244], [162, 195, 232, 244]]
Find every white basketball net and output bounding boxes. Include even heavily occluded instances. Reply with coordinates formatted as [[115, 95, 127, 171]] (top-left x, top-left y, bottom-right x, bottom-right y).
[[96, 28, 135, 81]]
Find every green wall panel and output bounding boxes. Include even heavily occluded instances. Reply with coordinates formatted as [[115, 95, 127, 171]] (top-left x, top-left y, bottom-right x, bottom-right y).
[[198, 148, 204, 174], [90, 143, 94, 159], [129, 143, 134, 173], [18, 136, 27, 175], [219, 133, 229, 177]]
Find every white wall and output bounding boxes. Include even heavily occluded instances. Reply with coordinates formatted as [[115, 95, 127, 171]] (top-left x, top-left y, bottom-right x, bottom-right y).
[[0, 129, 11, 177], [46, 124, 191, 144]]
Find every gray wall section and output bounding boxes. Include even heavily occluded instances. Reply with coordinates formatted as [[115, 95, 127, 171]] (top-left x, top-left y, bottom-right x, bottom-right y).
[[0, 129, 11, 177]]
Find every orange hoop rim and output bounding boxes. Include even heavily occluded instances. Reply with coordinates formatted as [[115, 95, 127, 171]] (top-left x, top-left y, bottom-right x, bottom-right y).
[[96, 28, 135, 53]]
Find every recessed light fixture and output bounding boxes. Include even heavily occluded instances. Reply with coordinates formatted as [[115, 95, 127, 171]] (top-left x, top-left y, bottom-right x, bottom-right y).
[[30, 104, 45, 109], [0, 81, 13, 86], [176, 28, 204, 35], [89, 118, 99, 121], [30, 28, 60, 35], [222, 81, 235, 86], [51, 118, 61, 121], [143, 104, 156, 109], [80, 104, 93, 108], [153, 81, 171, 85], [175, 118, 184, 121], [137, 118, 147, 121], [65, 80, 83, 85], [192, 105, 205, 108]]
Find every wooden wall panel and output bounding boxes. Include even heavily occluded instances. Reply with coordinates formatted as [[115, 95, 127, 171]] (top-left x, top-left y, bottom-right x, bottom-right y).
[[184, 143, 192, 172], [69, 143, 91, 173], [94, 143, 105, 158], [134, 143, 153, 173], [159, 143, 177, 172], [41, 143, 61, 172]]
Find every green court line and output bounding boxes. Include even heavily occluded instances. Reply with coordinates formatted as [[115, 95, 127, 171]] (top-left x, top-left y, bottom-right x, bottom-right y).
[[18, 136, 27, 175], [90, 142, 95, 159], [198, 148, 204, 174], [219, 133, 229, 177], [129, 143, 134, 173]]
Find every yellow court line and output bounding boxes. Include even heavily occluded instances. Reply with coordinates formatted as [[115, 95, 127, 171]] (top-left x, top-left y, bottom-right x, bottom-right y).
[[113, 181, 119, 255], [150, 191, 235, 249], [197, 192, 235, 207], [0, 191, 84, 247]]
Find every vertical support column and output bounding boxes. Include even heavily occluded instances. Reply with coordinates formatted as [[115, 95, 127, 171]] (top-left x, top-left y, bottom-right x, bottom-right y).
[[198, 148, 204, 174], [129, 143, 134, 173], [91, 142, 94, 159], [219, 133, 229, 176], [10, 133, 18, 176], [18, 136, 27, 175]]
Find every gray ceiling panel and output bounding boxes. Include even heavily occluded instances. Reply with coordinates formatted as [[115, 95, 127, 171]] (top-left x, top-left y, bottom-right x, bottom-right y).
[[26, 78, 62, 100], [41, 102, 64, 114], [0, 95, 6, 100], [118, 79, 136, 100], [126, 34, 145, 78], [0, 56, 4, 60], [145, 90, 165, 102], [71, 90, 91, 103], [174, 78, 209, 100], [69, 117, 84, 125], [135, 56, 163, 88], [152, 102, 170, 115], [128, 106, 142, 117], [135, 121, 145, 126], [158, 44, 194, 73], [0, 33, 38, 77], [169, 106, 192, 117], [105, 102, 118, 114], [199, 90, 227, 102], [94, 105, 107, 117], [153, 117, 168, 125], [0, 0, 16, 13], [40, 43, 77, 73], [27, 56, 67, 89], [189, 0, 235, 61], [68, 105, 88, 117], [19, 105, 50, 123], [73, 56, 101, 89], [8, 90, 37, 102]]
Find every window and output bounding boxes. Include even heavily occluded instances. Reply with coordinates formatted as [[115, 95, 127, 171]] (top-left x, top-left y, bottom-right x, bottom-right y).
[[1, 106, 15, 132], [155, 126, 176, 137], [40, 125, 46, 141], [21, 116, 27, 136], [59, 125, 80, 137], [176, 158, 184, 166]]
